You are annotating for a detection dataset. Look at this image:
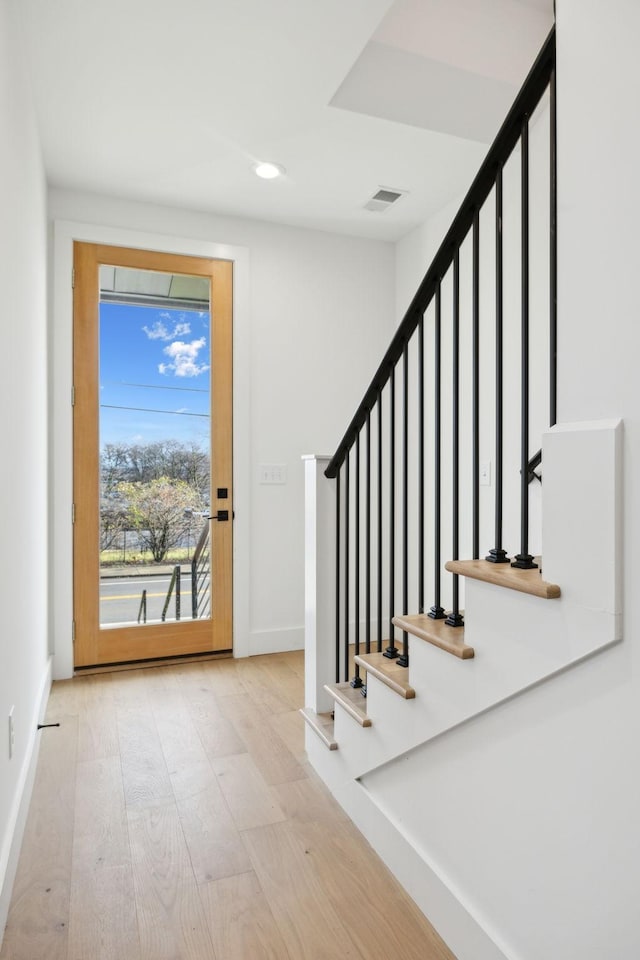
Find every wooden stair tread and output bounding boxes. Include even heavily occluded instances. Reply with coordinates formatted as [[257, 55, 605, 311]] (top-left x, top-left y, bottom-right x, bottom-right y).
[[445, 557, 561, 599], [392, 614, 474, 659], [324, 682, 371, 726], [300, 708, 338, 750], [354, 653, 415, 699]]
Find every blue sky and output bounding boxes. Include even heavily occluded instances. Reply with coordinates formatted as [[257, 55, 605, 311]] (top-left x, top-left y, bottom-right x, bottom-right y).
[[99, 303, 211, 449]]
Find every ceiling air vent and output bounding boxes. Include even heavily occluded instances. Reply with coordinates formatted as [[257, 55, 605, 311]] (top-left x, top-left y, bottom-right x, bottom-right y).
[[364, 187, 407, 213]]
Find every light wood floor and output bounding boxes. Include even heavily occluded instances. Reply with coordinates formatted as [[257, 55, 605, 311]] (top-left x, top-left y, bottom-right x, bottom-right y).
[[1, 651, 455, 960]]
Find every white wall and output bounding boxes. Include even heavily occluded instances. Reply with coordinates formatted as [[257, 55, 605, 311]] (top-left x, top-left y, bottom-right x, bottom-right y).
[[48, 189, 396, 669], [395, 192, 462, 324], [0, 0, 51, 938], [359, 3, 640, 957]]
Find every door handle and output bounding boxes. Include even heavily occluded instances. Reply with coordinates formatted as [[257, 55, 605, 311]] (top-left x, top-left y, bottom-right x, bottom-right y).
[[208, 511, 229, 521]]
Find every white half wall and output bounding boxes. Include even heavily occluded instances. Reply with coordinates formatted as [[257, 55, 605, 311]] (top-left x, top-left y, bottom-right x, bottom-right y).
[[48, 189, 396, 674], [0, 0, 51, 939]]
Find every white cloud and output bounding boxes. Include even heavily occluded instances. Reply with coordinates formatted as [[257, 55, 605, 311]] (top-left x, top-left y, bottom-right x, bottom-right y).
[[159, 337, 209, 378], [143, 316, 192, 341]]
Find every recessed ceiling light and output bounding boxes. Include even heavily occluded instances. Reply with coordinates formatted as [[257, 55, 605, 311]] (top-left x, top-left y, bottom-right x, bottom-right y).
[[253, 161, 286, 180]]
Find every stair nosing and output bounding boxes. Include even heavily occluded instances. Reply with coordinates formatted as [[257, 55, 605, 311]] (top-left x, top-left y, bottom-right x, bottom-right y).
[[445, 557, 561, 600], [392, 614, 474, 659], [300, 707, 338, 750], [354, 652, 415, 699], [324, 682, 372, 727]]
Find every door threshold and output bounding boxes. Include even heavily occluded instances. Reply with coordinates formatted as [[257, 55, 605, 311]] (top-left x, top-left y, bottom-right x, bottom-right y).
[[74, 649, 233, 676]]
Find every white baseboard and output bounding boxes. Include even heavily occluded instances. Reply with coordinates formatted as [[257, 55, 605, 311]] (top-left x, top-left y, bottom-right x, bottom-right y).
[[0, 656, 53, 945], [248, 625, 304, 656]]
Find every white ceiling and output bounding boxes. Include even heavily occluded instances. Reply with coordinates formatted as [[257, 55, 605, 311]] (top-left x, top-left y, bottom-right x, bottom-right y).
[[15, 0, 553, 242]]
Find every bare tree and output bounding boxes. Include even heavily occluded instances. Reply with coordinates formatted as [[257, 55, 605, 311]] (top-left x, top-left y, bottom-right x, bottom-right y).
[[99, 498, 127, 552], [119, 478, 205, 562], [101, 440, 210, 495]]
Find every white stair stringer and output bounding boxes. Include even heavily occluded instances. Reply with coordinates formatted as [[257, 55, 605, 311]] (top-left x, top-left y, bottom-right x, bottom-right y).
[[324, 577, 620, 781], [303, 419, 622, 960], [322, 419, 623, 778]]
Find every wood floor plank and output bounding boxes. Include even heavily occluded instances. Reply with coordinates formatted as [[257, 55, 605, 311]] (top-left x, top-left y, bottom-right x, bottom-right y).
[[199, 659, 247, 697], [117, 706, 173, 808], [272, 776, 349, 825], [237, 656, 303, 714], [44, 679, 83, 719], [76, 675, 120, 763], [217, 693, 308, 786], [267, 708, 307, 764], [68, 757, 140, 960], [0, 716, 78, 960], [148, 683, 217, 801], [292, 819, 455, 960], [233, 658, 296, 715], [176, 782, 252, 885], [256, 655, 304, 706], [276, 649, 305, 680], [242, 820, 365, 960], [199, 870, 292, 960], [173, 665, 247, 761], [109, 669, 152, 709], [126, 798, 216, 960], [211, 753, 286, 832]]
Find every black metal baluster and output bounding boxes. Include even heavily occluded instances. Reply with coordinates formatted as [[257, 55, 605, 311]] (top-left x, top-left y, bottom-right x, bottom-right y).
[[429, 284, 446, 620], [335, 466, 341, 683], [365, 410, 371, 654], [446, 252, 465, 627], [377, 389, 383, 655], [398, 344, 409, 667], [352, 433, 363, 687], [384, 368, 399, 658], [418, 314, 425, 614], [550, 67, 557, 428], [486, 167, 510, 563], [472, 210, 480, 559], [513, 119, 538, 570], [344, 449, 351, 681]]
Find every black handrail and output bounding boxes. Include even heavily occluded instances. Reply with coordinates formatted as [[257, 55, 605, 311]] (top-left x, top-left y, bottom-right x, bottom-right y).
[[526, 449, 542, 484], [325, 26, 555, 480]]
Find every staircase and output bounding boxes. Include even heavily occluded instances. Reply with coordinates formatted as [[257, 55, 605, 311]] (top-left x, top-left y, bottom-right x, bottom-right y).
[[301, 25, 622, 960]]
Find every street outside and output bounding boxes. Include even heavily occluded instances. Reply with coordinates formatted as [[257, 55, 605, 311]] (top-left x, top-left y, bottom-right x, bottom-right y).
[[100, 569, 210, 626]]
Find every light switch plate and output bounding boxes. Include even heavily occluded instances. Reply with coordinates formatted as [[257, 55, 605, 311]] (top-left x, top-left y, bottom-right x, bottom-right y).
[[259, 464, 287, 484]]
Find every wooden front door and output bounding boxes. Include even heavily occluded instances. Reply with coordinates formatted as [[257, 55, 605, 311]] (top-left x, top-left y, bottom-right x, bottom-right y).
[[73, 242, 232, 667]]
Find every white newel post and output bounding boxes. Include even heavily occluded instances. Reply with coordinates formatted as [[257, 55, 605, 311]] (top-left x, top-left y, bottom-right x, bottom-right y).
[[303, 455, 336, 714]]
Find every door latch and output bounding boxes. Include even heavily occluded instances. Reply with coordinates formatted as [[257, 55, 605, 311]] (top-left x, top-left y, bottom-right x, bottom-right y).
[[209, 510, 229, 521]]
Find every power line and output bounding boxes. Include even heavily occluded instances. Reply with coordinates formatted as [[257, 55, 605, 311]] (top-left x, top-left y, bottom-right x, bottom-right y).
[[106, 381, 208, 394], [100, 404, 209, 418]]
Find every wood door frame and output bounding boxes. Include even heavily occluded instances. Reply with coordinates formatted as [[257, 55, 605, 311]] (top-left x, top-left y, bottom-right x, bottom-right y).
[[51, 221, 251, 680], [72, 242, 233, 668]]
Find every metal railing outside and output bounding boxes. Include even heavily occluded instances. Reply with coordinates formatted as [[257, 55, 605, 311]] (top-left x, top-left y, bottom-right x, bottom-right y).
[[191, 520, 211, 620], [161, 565, 181, 622]]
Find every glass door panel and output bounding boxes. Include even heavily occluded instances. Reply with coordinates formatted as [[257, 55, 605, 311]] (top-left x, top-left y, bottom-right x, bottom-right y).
[[73, 243, 233, 668], [98, 266, 211, 630]]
